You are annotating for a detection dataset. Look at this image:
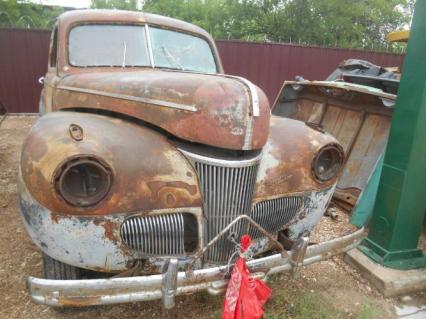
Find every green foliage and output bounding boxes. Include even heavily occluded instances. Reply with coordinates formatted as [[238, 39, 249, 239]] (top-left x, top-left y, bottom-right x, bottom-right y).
[[90, 0, 140, 10], [142, 0, 411, 52], [0, 0, 63, 29], [0, 0, 412, 52]]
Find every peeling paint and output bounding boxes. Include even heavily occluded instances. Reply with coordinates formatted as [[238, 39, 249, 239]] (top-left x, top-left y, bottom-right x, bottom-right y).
[[287, 185, 336, 240]]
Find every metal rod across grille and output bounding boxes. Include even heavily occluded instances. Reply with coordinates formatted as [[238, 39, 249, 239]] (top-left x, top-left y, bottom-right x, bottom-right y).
[[181, 149, 261, 262], [195, 162, 258, 262]]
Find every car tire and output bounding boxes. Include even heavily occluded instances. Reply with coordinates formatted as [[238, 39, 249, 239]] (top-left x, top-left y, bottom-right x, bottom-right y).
[[42, 253, 82, 280]]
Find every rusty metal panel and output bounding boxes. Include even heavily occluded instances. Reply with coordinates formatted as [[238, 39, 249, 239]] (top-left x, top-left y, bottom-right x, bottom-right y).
[[0, 28, 404, 113], [273, 81, 394, 210], [0, 28, 50, 113]]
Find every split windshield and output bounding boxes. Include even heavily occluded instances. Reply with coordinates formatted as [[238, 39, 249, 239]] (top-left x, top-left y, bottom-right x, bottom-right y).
[[68, 24, 217, 73]]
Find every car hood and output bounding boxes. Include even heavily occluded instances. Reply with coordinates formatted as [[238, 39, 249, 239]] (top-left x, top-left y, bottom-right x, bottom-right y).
[[54, 70, 270, 150]]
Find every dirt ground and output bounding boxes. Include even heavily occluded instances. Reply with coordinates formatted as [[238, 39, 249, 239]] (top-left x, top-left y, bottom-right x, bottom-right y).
[[0, 116, 424, 319]]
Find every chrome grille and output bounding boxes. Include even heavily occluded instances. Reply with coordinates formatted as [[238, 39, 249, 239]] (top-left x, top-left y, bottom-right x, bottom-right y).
[[188, 154, 260, 263], [122, 214, 187, 256], [249, 195, 304, 239]]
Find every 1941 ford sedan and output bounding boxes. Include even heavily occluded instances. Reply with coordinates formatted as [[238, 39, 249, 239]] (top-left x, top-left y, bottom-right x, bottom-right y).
[[19, 10, 364, 308]]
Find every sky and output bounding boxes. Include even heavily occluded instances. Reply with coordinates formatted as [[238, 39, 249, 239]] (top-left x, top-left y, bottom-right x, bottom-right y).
[[28, 0, 91, 8]]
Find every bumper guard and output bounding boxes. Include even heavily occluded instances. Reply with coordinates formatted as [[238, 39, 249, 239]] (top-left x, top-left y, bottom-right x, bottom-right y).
[[27, 227, 364, 308]]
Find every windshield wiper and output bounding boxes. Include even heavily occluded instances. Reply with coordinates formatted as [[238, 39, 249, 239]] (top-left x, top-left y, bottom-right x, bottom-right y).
[[121, 41, 127, 68], [161, 46, 184, 71]]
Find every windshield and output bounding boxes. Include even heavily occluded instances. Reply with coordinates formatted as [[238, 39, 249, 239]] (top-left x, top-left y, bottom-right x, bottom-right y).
[[68, 24, 217, 73], [69, 25, 150, 67], [150, 27, 216, 73]]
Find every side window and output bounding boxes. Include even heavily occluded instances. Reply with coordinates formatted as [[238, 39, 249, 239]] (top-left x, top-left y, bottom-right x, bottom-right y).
[[49, 27, 58, 68]]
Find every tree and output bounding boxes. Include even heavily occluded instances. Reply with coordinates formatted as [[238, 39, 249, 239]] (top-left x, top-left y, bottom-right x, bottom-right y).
[[0, 0, 63, 29], [90, 0, 141, 10], [1, 0, 412, 52], [142, 0, 412, 51]]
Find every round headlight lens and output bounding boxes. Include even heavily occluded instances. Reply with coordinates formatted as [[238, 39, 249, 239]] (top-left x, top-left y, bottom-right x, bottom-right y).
[[54, 156, 112, 207], [313, 145, 343, 182]]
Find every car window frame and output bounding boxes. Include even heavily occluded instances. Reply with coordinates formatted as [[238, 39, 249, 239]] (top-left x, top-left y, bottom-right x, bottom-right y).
[[66, 22, 219, 74]]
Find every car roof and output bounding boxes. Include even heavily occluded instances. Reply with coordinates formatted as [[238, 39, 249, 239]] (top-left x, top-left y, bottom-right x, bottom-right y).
[[57, 9, 213, 40]]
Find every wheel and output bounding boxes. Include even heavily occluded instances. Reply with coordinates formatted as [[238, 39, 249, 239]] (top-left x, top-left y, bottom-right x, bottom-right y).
[[42, 253, 82, 280]]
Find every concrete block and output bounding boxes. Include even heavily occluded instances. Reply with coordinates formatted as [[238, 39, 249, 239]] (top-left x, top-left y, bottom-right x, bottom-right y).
[[345, 248, 426, 297]]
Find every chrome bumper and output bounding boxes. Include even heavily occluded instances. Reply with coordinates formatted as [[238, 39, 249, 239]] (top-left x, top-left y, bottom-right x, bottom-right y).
[[28, 227, 364, 308]]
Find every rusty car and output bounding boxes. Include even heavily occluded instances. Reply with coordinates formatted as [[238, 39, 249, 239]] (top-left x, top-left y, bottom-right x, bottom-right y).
[[19, 10, 364, 308]]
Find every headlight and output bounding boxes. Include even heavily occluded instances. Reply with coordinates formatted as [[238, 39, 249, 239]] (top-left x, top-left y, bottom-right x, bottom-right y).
[[54, 156, 112, 207], [312, 145, 343, 182]]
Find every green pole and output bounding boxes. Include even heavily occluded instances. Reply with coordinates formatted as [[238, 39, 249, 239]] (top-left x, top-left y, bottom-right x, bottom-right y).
[[358, 0, 426, 270]]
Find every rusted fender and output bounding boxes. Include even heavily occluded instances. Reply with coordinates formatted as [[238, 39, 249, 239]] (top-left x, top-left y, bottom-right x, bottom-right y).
[[53, 70, 270, 151], [20, 111, 202, 215], [254, 116, 343, 200]]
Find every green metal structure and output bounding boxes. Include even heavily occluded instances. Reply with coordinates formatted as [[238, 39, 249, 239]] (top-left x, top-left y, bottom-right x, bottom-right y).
[[350, 155, 384, 228], [358, 0, 426, 270]]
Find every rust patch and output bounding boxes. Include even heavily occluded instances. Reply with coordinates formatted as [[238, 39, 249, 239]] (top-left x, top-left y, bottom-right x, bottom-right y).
[[58, 296, 102, 307], [147, 180, 198, 198], [254, 116, 340, 201], [20, 112, 203, 215], [166, 193, 175, 206]]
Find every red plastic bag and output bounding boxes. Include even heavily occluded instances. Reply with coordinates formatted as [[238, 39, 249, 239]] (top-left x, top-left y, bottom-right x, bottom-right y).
[[222, 235, 271, 319]]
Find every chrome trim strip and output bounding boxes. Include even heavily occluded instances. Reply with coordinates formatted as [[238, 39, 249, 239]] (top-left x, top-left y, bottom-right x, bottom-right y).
[[235, 76, 260, 117], [145, 24, 155, 68], [57, 85, 197, 112], [223, 75, 260, 150], [223, 75, 259, 117], [243, 115, 254, 150], [219, 75, 260, 150], [27, 228, 365, 307], [178, 148, 262, 167]]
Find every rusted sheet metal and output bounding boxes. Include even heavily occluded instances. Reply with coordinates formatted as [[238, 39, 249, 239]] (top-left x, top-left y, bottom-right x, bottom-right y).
[[54, 70, 270, 151], [254, 116, 342, 199], [20, 111, 203, 215], [26, 227, 365, 307], [19, 177, 204, 272], [272, 81, 394, 210]]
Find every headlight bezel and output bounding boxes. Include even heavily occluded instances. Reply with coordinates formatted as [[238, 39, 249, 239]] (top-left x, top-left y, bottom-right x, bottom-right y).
[[53, 155, 113, 207], [312, 144, 344, 182]]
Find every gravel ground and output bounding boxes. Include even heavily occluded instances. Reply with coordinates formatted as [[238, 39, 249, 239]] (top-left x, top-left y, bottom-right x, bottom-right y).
[[0, 115, 423, 319]]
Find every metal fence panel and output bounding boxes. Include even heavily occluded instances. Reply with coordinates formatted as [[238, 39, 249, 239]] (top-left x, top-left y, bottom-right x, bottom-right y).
[[0, 29, 404, 113], [0, 29, 50, 113], [216, 40, 404, 103]]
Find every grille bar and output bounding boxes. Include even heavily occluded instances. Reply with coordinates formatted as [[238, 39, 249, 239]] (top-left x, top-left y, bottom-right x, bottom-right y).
[[193, 160, 259, 262], [122, 214, 186, 256], [249, 195, 304, 239]]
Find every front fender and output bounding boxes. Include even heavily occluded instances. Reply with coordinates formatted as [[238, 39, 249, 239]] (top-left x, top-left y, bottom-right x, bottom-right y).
[[254, 116, 343, 199], [20, 111, 203, 216]]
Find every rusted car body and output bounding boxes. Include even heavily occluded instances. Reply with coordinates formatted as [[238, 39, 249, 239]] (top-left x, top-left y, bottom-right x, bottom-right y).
[[19, 10, 364, 308]]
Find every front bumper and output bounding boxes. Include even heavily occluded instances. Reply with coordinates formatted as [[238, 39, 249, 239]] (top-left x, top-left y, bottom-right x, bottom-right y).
[[28, 227, 364, 308]]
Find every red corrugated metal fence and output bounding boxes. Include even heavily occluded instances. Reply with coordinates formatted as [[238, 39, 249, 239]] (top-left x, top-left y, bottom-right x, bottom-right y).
[[0, 28, 404, 113], [0, 29, 50, 113], [216, 40, 404, 103]]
